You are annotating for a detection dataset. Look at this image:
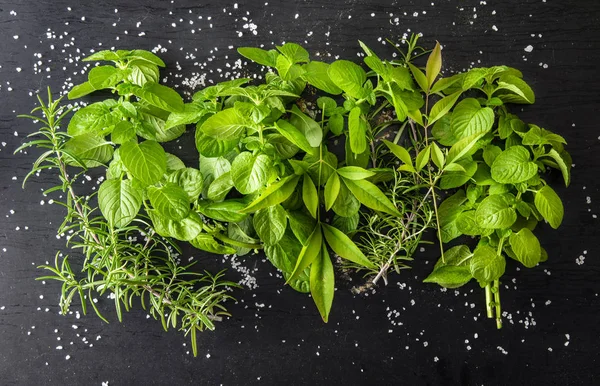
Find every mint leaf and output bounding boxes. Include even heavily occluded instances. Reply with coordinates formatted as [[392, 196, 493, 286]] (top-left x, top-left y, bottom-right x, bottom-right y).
[[509, 228, 541, 268], [534, 185, 564, 229], [120, 140, 166, 186], [450, 98, 494, 139], [98, 179, 142, 228], [491, 146, 538, 184], [475, 194, 517, 229], [469, 245, 506, 284]]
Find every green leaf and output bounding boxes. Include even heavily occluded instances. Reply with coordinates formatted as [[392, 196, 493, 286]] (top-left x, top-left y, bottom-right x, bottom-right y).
[[428, 90, 462, 125], [237, 47, 278, 67], [63, 133, 114, 168], [148, 210, 203, 241], [165, 153, 185, 172], [327, 60, 367, 99], [446, 132, 486, 164], [438, 190, 468, 243], [383, 140, 414, 172], [165, 103, 206, 130], [342, 178, 400, 217], [431, 142, 445, 169], [491, 146, 538, 184], [265, 228, 303, 273], [88, 65, 123, 89], [469, 245, 506, 283], [423, 266, 472, 288], [128, 60, 160, 87], [440, 159, 477, 189], [331, 213, 359, 234], [456, 210, 489, 236], [475, 194, 517, 229], [450, 98, 494, 139], [231, 152, 271, 194], [120, 140, 167, 186], [241, 175, 301, 213], [128, 50, 166, 67], [288, 211, 316, 245], [303, 61, 342, 94], [134, 82, 184, 113], [207, 172, 233, 201], [324, 172, 341, 211], [274, 119, 317, 155], [430, 73, 463, 94], [508, 228, 541, 268], [289, 105, 322, 147], [495, 74, 535, 104], [166, 167, 203, 203], [302, 175, 319, 218], [336, 166, 375, 180], [98, 179, 142, 228], [461, 68, 487, 90], [227, 218, 258, 256], [408, 63, 428, 92], [415, 145, 431, 172], [310, 243, 334, 323], [534, 185, 564, 229], [277, 43, 309, 63], [136, 105, 185, 143], [190, 233, 236, 255], [67, 102, 121, 136], [253, 204, 287, 246], [348, 107, 367, 154], [432, 114, 458, 146], [148, 183, 190, 220], [111, 121, 136, 144], [543, 148, 571, 186], [521, 124, 566, 146], [82, 50, 121, 62], [200, 108, 248, 140], [332, 182, 360, 217], [482, 145, 502, 167], [434, 245, 473, 269], [197, 200, 247, 223], [195, 127, 238, 158], [288, 225, 322, 283], [68, 82, 96, 99], [321, 223, 375, 268], [426, 41, 442, 88]]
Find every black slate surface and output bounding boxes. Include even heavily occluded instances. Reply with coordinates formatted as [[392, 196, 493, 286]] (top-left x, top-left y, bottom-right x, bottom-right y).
[[1, 0, 599, 385]]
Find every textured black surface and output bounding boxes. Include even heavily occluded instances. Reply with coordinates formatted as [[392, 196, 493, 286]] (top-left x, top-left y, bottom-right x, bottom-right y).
[[0, 1, 599, 385]]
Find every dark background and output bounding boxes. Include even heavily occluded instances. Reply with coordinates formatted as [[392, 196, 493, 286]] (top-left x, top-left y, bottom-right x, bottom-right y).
[[1, 0, 599, 385]]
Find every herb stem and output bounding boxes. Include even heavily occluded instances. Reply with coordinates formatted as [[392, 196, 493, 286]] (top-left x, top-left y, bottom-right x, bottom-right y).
[[493, 280, 502, 329], [485, 283, 494, 318]]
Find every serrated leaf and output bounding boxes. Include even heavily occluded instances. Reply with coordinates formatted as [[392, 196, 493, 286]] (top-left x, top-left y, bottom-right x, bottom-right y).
[[63, 133, 114, 168], [328, 60, 368, 99], [509, 228, 541, 268], [98, 179, 142, 228], [166, 167, 203, 203], [495, 74, 535, 104], [148, 183, 190, 220], [469, 245, 506, 283], [475, 194, 517, 229], [253, 204, 287, 246], [120, 140, 166, 185], [534, 185, 564, 229], [491, 146, 538, 184], [450, 98, 494, 139], [231, 152, 271, 194], [199, 108, 248, 141]]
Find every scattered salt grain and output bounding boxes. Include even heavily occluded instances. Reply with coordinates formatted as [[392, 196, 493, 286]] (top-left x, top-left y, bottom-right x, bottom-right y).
[[524, 45, 533, 52]]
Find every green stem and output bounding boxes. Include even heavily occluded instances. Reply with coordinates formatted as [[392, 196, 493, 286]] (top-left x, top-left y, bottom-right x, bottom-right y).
[[485, 283, 493, 318], [493, 280, 502, 329]]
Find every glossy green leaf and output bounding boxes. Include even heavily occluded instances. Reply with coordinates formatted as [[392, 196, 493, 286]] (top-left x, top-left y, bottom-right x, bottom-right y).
[[289, 105, 322, 147], [148, 183, 190, 220], [348, 107, 367, 154], [288, 225, 322, 283], [475, 194, 517, 229], [134, 82, 184, 113], [63, 133, 114, 168], [253, 204, 287, 246], [450, 98, 494, 139], [231, 152, 271, 194], [328, 60, 367, 99], [197, 200, 247, 223], [274, 119, 317, 155], [509, 228, 541, 268], [423, 266, 472, 288], [303, 61, 343, 94], [237, 47, 278, 67], [120, 140, 166, 185], [199, 108, 248, 140], [324, 172, 341, 211], [321, 223, 375, 268], [98, 179, 142, 228], [534, 185, 564, 229], [343, 178, 400, 217], [88, 65, 122, 89], [336, 166, 375, 180], [383, 140, 414, 172], [241, 175, 301, 213], [190, 233, 236, 255], [428, 90, 462, 125], [166, 167, 203, 203], [426, 41, 442, 88], [469, 245, 506, 283], [310, 243, 334, 322], [491, 146, 538, 184], [302, 175, 319, 218]]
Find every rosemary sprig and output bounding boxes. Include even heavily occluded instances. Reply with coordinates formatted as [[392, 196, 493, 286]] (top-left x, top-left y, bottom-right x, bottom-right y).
[[16, 89, 238, 356]]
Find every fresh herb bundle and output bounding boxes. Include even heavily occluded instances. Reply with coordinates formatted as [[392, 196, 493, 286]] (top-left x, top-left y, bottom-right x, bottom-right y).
[[17, 36, 569, 348]]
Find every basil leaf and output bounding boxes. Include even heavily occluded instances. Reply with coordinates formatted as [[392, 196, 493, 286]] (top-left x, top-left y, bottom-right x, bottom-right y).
[[166, 168, 203, 203], [120, 140, 166, 186], [274, 119, 317, 155], [491, 146, 538, 184], [128, 60, 160, 87], [328, 60, 368, 99], [88, 65, 123, 89], [253, 204, 287, 246], [63, 133, 114, 168], [190, 233, 236, 255], [423, 266, 472, 288], [237, 47, 278, 67], [289, 105, 322, 148], [148, 210, 203, 241], [303, 61, 342, 95], [534, 185, 564, 229], [508, 228, 541, 268], [98, 179, 142, 228], [67, 102, 121, 136], [207, 172, 233, 202], [148, 183, 190, 221], [199, 108, 248, 140], [197, 200, 248, 223], [231, 152, 271, 194], [195, 128, 238, 158], [469, 245, 506, 284], [134, 82, 184, 113], [450, 98, 494, 139], [475, 194, 517, 229]]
